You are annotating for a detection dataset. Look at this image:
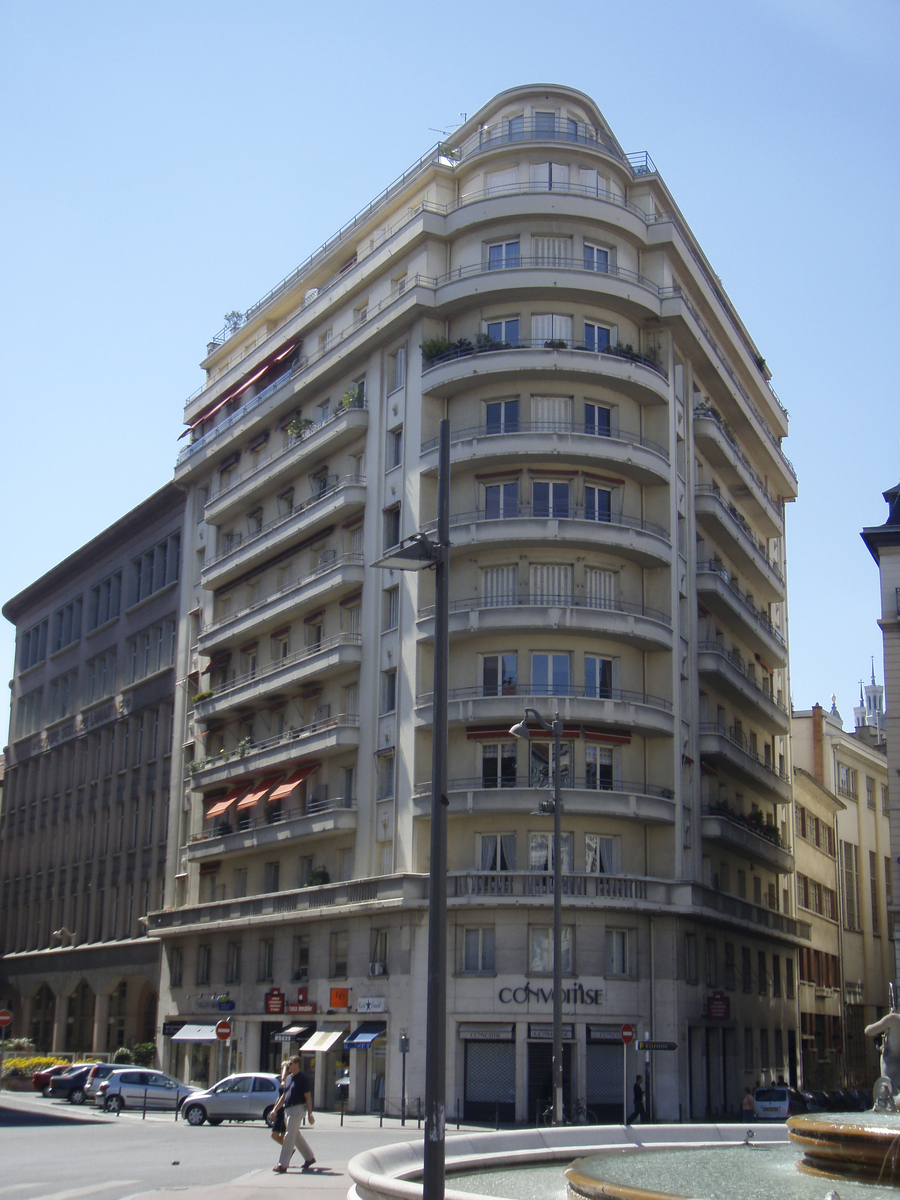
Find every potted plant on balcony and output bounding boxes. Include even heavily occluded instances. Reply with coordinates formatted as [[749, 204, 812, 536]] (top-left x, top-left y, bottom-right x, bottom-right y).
[[305, 866, 330, 887], [420, 336, 453, 364], [286, 416, 315, 440], [544, 338, 568, 349]]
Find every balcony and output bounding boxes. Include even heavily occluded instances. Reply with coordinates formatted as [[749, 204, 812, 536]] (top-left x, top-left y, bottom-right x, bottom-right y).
[[188, 715, 360, 789], [204, 399, 369, 524], [413, 777, 676, 824], [701, 805, 793, 874], [194, 634, 362, 716], [417, 593, 673, 653], [420, 420, 669, 486], [695, 486, 784, 601], [421, 339, 668, 407], [698, 722, 791, 804], [697, 641, 789, 735], [187, 795, 357, 863], [452, 114, 635, 167], [202, 475, 367, 587], [693, 407, 782, 537], [415, 684, 674, 738], [199, 552, 365, 651], [435, 506, 671, 568], [696, 562, 787, 667]]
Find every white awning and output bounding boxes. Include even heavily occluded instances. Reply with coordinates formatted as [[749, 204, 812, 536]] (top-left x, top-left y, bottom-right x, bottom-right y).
[[169, 1024, 219, 1042], [300, 1029, 345, 1053], [271, 1025, 309, 1042]]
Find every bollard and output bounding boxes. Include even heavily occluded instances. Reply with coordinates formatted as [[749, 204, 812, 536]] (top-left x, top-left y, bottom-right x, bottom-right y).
[[417, 1095, 422, 1130], [457, 1097, 460, 1131], [143, 1088, 148, 1120], [340, 1094, 344, 1128], [496, 1101, 500, 1131]]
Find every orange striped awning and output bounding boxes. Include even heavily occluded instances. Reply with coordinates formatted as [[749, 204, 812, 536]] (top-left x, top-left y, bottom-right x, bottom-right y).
[[268, 763, 319, 803], [206, 785, 250, 819], [236, 774, 284, 810]]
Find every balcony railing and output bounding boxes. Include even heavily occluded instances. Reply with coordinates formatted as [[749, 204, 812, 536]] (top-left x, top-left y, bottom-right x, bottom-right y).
[[433, 255, 665, 299], [191, 794, 355, 843], [198, 633, 362, 703], [186, 713, 359, 778], [418, 683, 672, 711], [423, 336, 666, 379], [450, 870, 647, 900], [702, 803, 788, 850], [692, 405, 782, 520], [431, 506, 669, 541], [699, 722, 790, 784], [201, 552, 364, 636], [695, 485, 784, 586], [418, 592, 671, 626], [697, 641, 787, 713], [204, 476, 365, 568], [421, 419, 668, 460], [696, 561, 786, 647], [414, 776, 674, 798]]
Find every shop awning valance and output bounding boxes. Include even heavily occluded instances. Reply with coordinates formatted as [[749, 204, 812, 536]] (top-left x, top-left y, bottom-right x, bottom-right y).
[[343, 1022, 386, 1049]]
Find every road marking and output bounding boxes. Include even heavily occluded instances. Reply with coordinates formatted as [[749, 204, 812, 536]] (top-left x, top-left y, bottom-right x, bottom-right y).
[[29, 1184, 138, 1200], [0, 1188, 49, 1195]]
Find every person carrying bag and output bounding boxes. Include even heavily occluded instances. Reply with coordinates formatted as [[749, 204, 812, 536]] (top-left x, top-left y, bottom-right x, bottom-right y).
[[270, 1056, 316, 1173]]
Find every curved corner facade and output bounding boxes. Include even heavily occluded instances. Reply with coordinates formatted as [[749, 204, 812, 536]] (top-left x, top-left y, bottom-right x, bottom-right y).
[[157, 86, 800, 1120]]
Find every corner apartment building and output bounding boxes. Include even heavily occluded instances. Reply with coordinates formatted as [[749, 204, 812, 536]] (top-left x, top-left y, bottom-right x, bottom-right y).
[[792, 701, 895, 1086], [0, 484, 186, 1053], [152, 84, 801, 1121]]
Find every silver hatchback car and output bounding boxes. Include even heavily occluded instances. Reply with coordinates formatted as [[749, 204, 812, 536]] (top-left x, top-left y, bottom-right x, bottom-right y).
[[99, 1068, 198, 1113], [181, 1073, 281, 1126]]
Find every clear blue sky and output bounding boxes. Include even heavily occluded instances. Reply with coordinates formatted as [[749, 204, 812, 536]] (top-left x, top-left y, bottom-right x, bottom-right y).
[[2, 0, 898, 729]]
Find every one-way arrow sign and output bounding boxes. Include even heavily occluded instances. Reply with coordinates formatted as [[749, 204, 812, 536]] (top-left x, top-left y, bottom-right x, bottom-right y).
[[638, 1040, 678, 1051]]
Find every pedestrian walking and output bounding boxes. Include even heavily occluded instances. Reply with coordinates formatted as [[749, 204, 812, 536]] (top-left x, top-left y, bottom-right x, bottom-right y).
[[270, 1056, 316, 1173], [742, 1087, 756, 1122], [627, 1075, 647, 1124]]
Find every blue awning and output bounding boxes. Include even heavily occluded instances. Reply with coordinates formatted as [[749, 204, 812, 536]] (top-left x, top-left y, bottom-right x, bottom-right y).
[[343, 1021, 386, 1049]]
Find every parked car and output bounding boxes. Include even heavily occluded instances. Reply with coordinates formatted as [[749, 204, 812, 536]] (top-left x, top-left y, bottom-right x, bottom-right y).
[[48, 1063, 100, 1105], [753, 1086, 808, 1120], [181, 1073, 281, 1126], [799, 1091, 827, 1113], [98, 1068, 198, 1113], [32, 1064, 69, 1096], [84, 1062, 120, 1104]]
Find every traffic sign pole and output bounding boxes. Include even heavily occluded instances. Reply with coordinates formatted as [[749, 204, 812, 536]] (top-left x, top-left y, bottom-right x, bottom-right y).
[[620, 1024, 634, 1125], [0, 1010, 12, 1088]]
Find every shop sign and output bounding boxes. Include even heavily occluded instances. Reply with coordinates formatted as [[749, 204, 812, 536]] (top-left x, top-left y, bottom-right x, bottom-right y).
[[265, 988, 285, 1014], [707, 992, 729, 1019], [499, 981, 603, 1005], [357, 996, 386, 1013], [196, 994, 235, 1011], [162, 1022, 183, 1037], [528, 1023, 575, 1040], [296, 987, 308, 1004], [330, 988, 350, 1009], [286, 1003, 318, 1015]]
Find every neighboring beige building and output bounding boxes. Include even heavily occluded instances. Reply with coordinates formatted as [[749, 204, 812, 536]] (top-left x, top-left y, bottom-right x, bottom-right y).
[[0, 485, 186, 1055], [150, 84, 801, 1121], [792, 702, 895, 1086]]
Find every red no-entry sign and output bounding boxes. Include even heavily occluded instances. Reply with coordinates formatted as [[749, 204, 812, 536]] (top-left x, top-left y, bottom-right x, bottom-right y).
[[621, 1023, 634, 1044], [215, 1020, 233, 1041], [0, 1010, 12, 1028]]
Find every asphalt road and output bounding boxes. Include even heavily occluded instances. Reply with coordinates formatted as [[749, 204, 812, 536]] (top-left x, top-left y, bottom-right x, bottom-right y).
[[0, 1090, 433, 1200]]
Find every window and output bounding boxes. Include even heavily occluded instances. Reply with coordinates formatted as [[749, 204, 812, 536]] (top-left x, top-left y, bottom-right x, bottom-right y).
[[48, 670, 78, 722], [20, 619, 48, 670], [272, 629, 290, 661], [585, 833, 620, 872], [583, 242, 610, 273], [463, 927, 495, 973], [605, 929, 631, 976], [785, 957, 795, 999], [532, 395, 572, 429], [293, 935, 310, 981], [685, 933, 698, 984], [534, 110, 556, 137], [126, 615, 177, 683], [887, 858, 895, 939], [584, 402, 612, 436], [354, 300, 368, 324], [508, 114, 524, 141], [485, 480, 519, 519], [258, 939, 274, 981], [531, 925, 573, 973], [584, 485, 612, 522], [85, 648, 116, 704], [330, 931, 348, 977], [263, 862, 280, 893], [529, 737, 572, 787], [531, 652, 570, 697], [226, 941, 242, 983], [760, 1029, 769, 1070], [388, 427, 403, 469], [486, 240, 519, 270], [585, 744, 614, 791], [744, 1028, 754, 1071], [383, 587, 399, 631], [583, 321, 616, 353], [482, 653, 517, 696], [318, 328, 333, 353], [131, 534, 180, 606], [529, 831, 573, 872], [533, 236, 572, 266], [724, 943, 736, 990], [381, 670, 397, 713], [838, 763, 857, 799], [532, 314, 573, 345], [530, 563, 572, 605], [532, 480, 570, 518], [585, 655, 614, 699], [233, 868, 247, 898], [585, 568, 615, 608], [377, 752, 395, 800], [484, 319, 520, 348], [196, 944, 211, 986], [52, 598, 83, 652], [170, 946, 183, 988], [866, 777, 876, 809], [383, 506, 401, 550], [481, 742, 518, 788], [485, 165, 519, 193], [485, 397, 519, 433], [478, 832, 516, 871], [871, 850, 880, 934], [772, 955, 782, 997], [758, 950, 767, 994], [742, 946, 752, 993], [706, 939, 718, 987], [883, 786, 890, 816], [842, 841, 860, 929], [530, 162, 569, 190]]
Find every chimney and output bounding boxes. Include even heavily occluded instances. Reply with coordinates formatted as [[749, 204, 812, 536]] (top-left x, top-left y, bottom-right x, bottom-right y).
[[812, 703, 824, 784]]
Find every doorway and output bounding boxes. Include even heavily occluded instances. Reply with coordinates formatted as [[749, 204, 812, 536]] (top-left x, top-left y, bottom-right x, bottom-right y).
[[527, 1040, 572, 1122]]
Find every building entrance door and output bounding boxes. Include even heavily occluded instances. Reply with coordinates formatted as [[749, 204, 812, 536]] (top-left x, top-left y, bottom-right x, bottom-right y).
[[259, 1021, 284, 1073], [527, 1040, 572, 1122]]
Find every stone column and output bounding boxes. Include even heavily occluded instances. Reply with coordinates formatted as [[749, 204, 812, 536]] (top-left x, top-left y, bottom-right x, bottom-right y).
[[52, 992, 69, 1053], [92, 991, 110, 1054]]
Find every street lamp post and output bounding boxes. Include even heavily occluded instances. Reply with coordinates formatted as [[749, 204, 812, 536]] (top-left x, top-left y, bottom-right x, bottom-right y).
[[375, 419, 450, 1200], [509, 707, 564, 1125]]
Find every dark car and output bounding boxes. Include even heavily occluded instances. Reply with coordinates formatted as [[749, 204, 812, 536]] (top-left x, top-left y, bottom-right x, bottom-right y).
[[48, 1062, 99, 1105], [32, 1064, 69, 1097]]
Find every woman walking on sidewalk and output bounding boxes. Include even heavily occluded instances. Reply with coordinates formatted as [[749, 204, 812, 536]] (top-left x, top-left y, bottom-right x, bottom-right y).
[[270, 1056, 316, 1174]]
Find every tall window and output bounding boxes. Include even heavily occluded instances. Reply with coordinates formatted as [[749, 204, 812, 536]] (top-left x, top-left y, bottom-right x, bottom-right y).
[[530, 563, 572, 605], [486, 240, 519, 269], [585, 568, 615, 608], [381, 670, 397, 713], [484, 320, 520, 348], [585, 744, 614, 791], [531, 652, 570, 697], [530, 925, 573, 972], [377, 752, 395, 800], [226, 942, 242, 983], [293, 935, 310, 981], [583, 243, 610, 273], [330, 931, 348, 977], [464, 927, 495, 972], [584, 402, 612, 436], [584, 485, 612, 522], [532, 480, 570, 518], [485, 397, 519, 432], [585, 655, 614, 699], [533, 236, 572, 266], [742, 947, 752, 993], [390, 346, 407, 391], [532, 314, 573, 345], [529, 162, 569, 191], [529, 738, 572, 787], [585, 833, 620, 873], [529, 831, 573, 872], [605, 930, 630, 976], [481, 742, 517, 788], [532, 395, 572, 429], [758, 951, 768, 994], [485, 481, 518, 519], [870, 850, 880, 934], [482, 653, 517, 696], [842, 841, 860, 929], [258, 939, 274, 981], [131, 534, 180, 605], [52, 599, 83, 653], [481, 565, 518, 607], [19, 619, 48, 670], [196, 944, 212, 985], [478, 833, 516, 872], [383, 505, 401, 550]]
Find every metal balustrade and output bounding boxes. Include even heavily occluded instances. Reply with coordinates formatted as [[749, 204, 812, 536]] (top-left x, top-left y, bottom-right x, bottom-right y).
[[423, 337, 665, 378], [191, 794, 355, 844], [692, 406, 782, 518], [695, 485, 784, 586], [429, 506, 669, 541], [417, 684, 672, 710], [417, 592, 671, 625], [698, 721, 790, 783], [196, 633, 362, 703], [696, 561, 786, 647], [420, 419, 668, 459], [697, 641, 788, 713], [413, 776, 673, 798]]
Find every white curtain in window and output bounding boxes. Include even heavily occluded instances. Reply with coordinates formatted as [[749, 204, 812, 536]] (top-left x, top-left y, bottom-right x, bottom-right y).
[[585, 568, 616, 608], [532, 315, 573, 344], [530, 563, 572, 604], [531, 394, 572, 425], [485, 166, 519, 195], [480, 833, 516, 871], [580, 168, 599, 194], [586, 833, 620, 874], [482, 565, 518, 607], [533, 236, 573, 265], [529, 163, 569, 190]]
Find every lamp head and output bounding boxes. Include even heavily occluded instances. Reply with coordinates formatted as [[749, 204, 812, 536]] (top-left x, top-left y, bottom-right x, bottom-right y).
[[509, 718, 530, 740]]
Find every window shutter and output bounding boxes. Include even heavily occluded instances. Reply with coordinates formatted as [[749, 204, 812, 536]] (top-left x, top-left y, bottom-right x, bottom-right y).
[[482, 565, 518, 606], [586, 568, 615, 608]]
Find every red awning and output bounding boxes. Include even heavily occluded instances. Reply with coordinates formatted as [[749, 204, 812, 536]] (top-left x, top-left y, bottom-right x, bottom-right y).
[[236, 774, 284, 810], [206, 785, 250, 819], [268, 763, 319, 802]]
